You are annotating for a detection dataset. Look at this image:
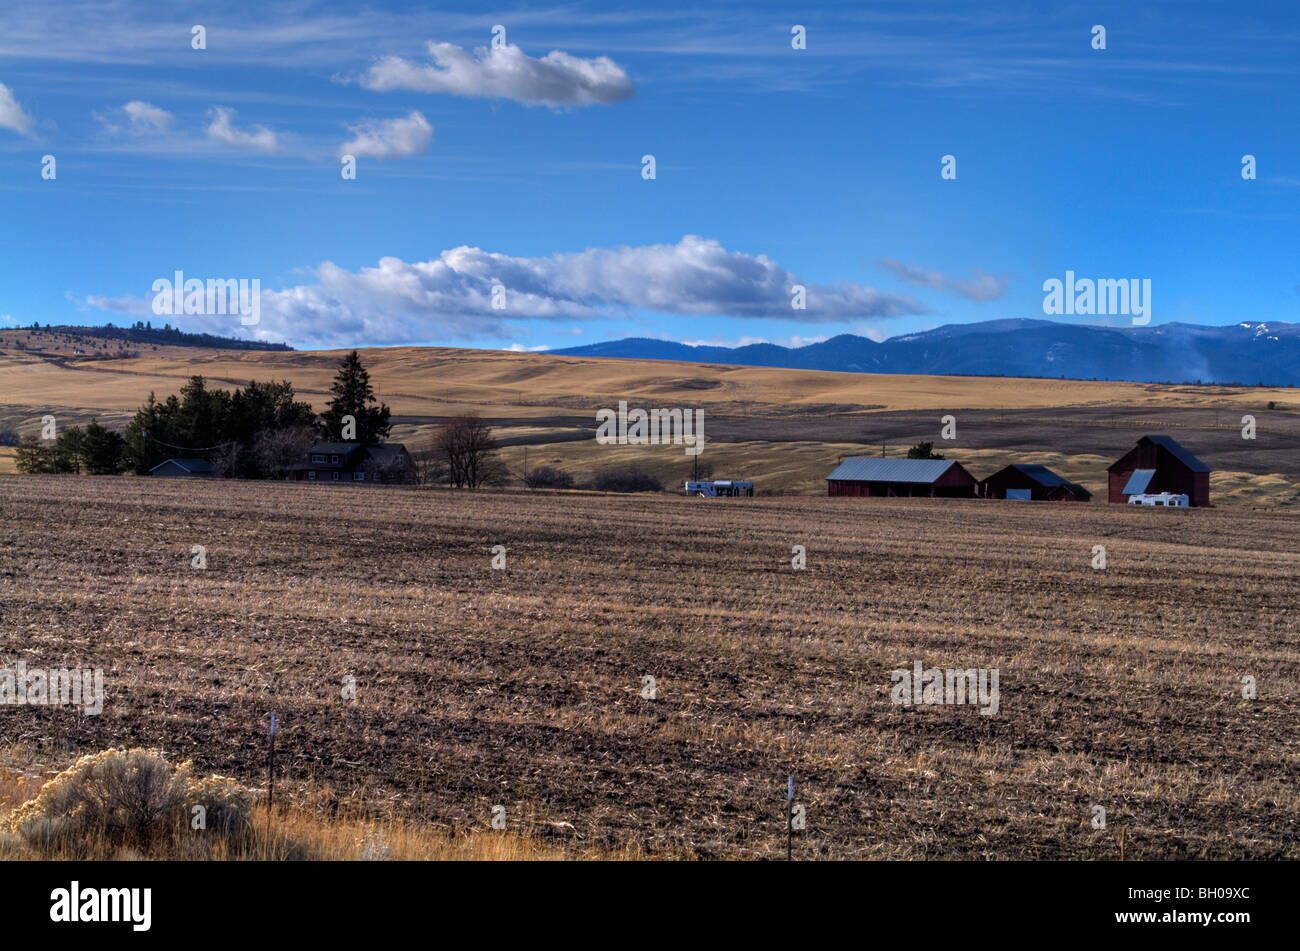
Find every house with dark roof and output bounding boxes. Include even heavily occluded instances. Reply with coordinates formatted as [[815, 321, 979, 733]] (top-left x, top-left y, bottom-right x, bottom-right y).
[[979, 464, 1091, 501], [1108, 435, 1210, 507], [826, 457, 978, 498], [289, 442, 412, 484], [149, 458, 215, 478]]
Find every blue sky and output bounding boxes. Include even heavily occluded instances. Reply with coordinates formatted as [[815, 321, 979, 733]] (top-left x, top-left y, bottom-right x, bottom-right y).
[[0, 0, 1296, 351]]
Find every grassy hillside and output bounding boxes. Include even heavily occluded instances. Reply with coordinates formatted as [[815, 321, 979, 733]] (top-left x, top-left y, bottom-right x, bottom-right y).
[[2, 339, 1296, 504]]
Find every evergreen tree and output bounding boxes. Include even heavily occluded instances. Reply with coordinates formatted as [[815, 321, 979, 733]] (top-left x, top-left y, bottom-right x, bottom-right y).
[[906, 441, 945, 460], [319, 351, 391, 445], [82, 419, 126, 474]]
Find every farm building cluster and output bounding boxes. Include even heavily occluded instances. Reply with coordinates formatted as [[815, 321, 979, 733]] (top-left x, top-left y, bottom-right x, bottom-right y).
[[151, 431, 1212, 508], [825, 434, 1211, 506]]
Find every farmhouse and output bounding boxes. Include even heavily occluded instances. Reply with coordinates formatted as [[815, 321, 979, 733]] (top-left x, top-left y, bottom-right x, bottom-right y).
[[289, 442, 412, 484], [826, 457, 978, 498], [979, 464, 1090, 501], [1108, 434, 1210, 507], [149, 458, 214, 478]]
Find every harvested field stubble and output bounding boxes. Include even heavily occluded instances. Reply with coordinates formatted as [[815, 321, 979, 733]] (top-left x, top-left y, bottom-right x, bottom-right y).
[[0, 474, 1297, 859]]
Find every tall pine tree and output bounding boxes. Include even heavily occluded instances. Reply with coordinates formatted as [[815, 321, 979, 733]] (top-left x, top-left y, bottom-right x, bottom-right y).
[[319, 351, 391, 445]]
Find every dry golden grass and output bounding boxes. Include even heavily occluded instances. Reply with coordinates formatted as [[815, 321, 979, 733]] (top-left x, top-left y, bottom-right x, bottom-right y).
[[5, 335, 1297, 507], [1, 474, 1297, 860], [0, 746, 642, 861], [3, 336, 1295, 421]]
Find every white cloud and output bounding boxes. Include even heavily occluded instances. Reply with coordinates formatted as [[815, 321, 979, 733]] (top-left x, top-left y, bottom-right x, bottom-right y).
[[848, 324, 889, 343], [359, 42, 635, 107], [122, 100, 173, 132], [339, 110, 432, 159], [506, 343, 550, 352], [79, 294, 153, 318], [206, 106, 280, 153], [0, 82, 34, 134], [80, 236, 927, 349], [881, 258, 1010, 301]]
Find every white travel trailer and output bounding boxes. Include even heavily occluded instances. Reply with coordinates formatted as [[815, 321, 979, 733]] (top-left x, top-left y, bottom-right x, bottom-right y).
[[684, 479, 754, 498], [1127, 492, 1190, 507]]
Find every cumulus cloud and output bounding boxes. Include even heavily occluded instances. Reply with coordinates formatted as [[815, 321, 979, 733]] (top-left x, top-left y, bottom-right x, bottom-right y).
[[80, 236, 927, 348], [122, 100, 173, 132], [0, 82, 34, 134], [339, 110, 432, 159], [206, 106, 280, 153], [359, 41, 635, 107], [881, 258, 1010, 301], [96, 100, 175, 135]]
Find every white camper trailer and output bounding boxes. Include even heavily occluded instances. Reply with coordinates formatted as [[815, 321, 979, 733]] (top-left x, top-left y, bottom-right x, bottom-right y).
[[683, 479, 754, 498], [1127, 492, 1190, 507]]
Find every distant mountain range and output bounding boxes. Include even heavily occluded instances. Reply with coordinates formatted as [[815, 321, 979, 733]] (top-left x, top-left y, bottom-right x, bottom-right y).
[[549, 320, 1300, 386]]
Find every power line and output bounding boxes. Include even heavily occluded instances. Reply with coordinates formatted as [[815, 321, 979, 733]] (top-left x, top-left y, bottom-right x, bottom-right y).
[[142, 431, 229, 453]]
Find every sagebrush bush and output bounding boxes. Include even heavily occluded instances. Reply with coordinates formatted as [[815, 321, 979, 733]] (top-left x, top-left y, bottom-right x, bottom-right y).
[[590, 466, 662, 493], [9, 748, 255, 857], [524, 466, 574, 490]]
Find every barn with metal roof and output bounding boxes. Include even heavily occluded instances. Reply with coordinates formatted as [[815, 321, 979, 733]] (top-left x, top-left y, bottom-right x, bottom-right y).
[[826, 457, 978, 498], [979, 464, 1091, 501], [1107, 435, 1210, 506]]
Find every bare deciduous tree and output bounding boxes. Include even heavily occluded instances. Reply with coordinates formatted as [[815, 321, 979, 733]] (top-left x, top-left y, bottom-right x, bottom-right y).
[[253, 426, 317, 479], [410, 448, 449, 486], [210, 441, 242, 479], [433, 414, 508, 488]]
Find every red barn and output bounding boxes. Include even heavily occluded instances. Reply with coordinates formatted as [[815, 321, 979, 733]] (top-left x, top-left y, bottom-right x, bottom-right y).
[[1108, 435, 1210, 506], [979, 464, 1090, 501], [826, 457, 978, 498]]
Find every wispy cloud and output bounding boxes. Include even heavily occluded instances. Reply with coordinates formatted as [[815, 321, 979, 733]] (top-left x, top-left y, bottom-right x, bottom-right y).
[[122, 100, 173, 132], [95, 100, 174, 135], [206, 106, 280, 153], [357, 41, 635, 107], [339, 111, 432, 159], [880, 259, 1011, 301]]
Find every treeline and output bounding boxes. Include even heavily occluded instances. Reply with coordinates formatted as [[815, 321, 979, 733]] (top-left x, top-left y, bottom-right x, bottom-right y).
[[18, 322, 293, 351], [16, 351, 391, 478], [14, 421, 127, 474], [124, 376, 319, 477]]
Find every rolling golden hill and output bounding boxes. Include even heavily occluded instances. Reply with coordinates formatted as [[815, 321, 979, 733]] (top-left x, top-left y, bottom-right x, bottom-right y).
[[2, 330, 1297, 506]]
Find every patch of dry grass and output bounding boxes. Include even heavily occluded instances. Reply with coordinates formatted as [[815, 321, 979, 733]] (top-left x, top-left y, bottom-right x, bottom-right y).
[[0, 748, 640, 860]]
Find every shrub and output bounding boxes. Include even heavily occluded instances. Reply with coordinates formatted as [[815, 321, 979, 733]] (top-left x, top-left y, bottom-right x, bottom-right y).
[[0, 427, 19, 447], [591, 466, 663, 493], [906, 441, 945, 460], [8, 748, 255, 857], [524, 466, 574, 490]]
